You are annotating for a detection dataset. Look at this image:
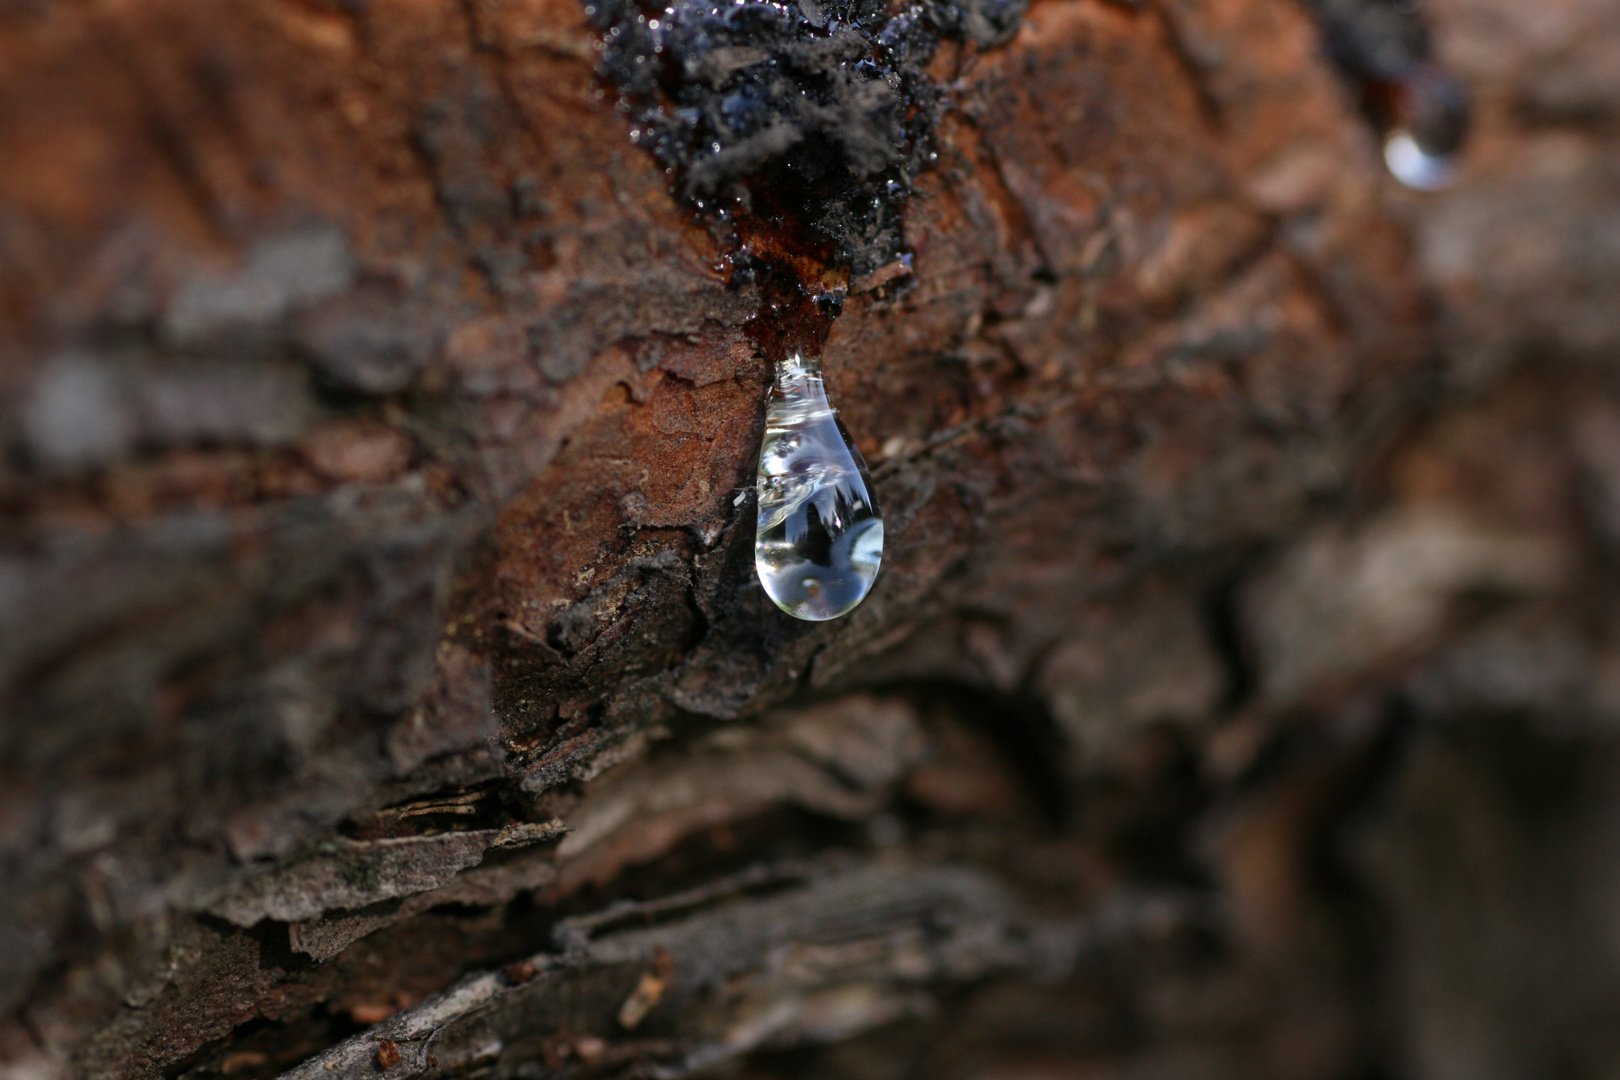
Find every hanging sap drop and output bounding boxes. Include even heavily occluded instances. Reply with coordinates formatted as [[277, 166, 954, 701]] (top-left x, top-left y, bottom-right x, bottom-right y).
[[1384, 67, 1469, 192], [1384, 130, 1459, 191], [755, 352, 883, 621]]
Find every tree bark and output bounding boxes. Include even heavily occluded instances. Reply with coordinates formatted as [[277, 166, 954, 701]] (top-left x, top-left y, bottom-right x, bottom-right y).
[[3, 0, 1619, 1077]]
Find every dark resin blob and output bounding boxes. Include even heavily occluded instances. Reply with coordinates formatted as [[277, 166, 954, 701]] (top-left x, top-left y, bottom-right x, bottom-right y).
[[587, 0, 1027, 277]]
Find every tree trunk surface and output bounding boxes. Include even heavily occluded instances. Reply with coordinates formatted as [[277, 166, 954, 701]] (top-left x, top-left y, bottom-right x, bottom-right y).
[[3, 0, 1619, 1077]]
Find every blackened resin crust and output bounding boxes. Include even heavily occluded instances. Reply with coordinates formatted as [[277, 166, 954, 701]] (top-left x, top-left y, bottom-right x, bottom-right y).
[[587, 0, 1028, 278]]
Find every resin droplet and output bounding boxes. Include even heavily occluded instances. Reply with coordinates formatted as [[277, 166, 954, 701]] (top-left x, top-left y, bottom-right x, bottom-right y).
[[1384, 130, 1459, 191], [1385, 66, 1470, 192], [755, 353, 883, 621]]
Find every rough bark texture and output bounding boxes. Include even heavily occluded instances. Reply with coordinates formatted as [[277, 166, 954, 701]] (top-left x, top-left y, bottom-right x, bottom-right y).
[[3, 0, 1619, 1077]]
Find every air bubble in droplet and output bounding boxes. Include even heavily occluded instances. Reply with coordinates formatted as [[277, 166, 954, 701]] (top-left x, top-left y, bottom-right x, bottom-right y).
[[754, 352, 883, 621]]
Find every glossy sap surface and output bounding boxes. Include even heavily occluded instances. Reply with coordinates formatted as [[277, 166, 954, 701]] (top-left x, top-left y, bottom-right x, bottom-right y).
[[754, 353, 883, 621], [1384, 130, 1459, 191]]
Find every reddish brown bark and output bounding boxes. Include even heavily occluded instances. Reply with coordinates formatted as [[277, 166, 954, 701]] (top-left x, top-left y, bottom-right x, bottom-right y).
[[2, 0, 1619, 1077]]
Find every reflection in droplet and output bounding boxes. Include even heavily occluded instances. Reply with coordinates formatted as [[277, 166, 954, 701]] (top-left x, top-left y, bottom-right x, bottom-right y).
[[754, 352, 883, 621], [1384, 129, 1459, 191]]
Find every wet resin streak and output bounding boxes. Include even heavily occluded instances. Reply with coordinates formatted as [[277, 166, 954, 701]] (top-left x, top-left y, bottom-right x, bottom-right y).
[[755, 353, 883, 621]]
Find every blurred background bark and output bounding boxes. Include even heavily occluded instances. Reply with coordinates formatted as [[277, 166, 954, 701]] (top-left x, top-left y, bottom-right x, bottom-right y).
[[2, 0, 1619, 1077]]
